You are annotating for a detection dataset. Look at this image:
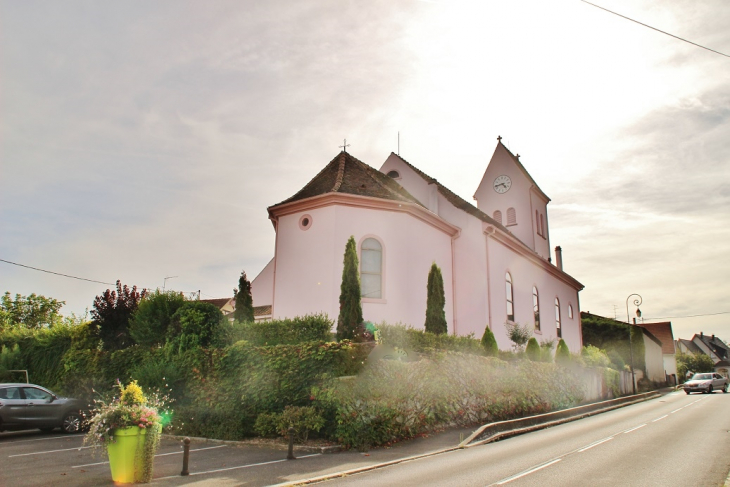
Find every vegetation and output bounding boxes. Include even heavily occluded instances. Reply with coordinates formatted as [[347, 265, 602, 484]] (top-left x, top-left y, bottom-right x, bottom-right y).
[[232, 314, 332, 346], [424, 263, 447, 335], [505, 322, 532, 352], [1, 292, 65, 330], [555, 339, 570, 365], [233, 271, 255, 323], [91, 281, 147, 350], [480, 326, 498, 356], [676, 351, 715, 380], [336, 236, 363, 341], [525, 337, 540, 361], [129, 290, 186, 347], [581, 313, 645, 373]]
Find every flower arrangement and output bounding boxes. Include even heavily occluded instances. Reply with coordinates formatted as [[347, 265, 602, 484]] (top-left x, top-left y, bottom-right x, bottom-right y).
[[84, 380, 170, 483]]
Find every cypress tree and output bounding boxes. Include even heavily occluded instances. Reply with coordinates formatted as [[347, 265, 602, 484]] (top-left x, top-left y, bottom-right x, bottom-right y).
[[526, 337, 540, 361], [481, 325, 498, 356], [337, 236, 363, 341], [424, 262, 447, 335], [555, 338, 571, 365], [233, 271, 255, 322]]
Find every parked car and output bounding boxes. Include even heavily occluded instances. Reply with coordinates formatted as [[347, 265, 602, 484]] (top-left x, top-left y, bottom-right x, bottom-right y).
[[0, 383, 89, 433], [683, 373, 729, 394]]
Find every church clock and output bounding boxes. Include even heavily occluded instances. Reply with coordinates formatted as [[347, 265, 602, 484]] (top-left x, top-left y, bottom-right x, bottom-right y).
[[493, 175, 512, 194]]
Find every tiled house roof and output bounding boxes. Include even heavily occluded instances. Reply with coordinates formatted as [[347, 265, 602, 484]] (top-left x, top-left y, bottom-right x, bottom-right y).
[[254, 305, 272, 317], [272, 151, 424, 209], [638, 322, 676, 355], [677, 338, 703, 355], [201, 298, 233, 309], [695, 333, 730, 361]]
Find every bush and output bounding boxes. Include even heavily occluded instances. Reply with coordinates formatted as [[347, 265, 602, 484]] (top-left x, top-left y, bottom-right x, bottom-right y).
[[505, 322, 532, 352], [525, 338, 540, 361], [167, 302, 229, 352], [555, 339, 570, 365], [480, 326, 498, 356], [129, 290, 187, 347], [378, 324, 482, 355], [232, 314, 333, 346], [582, 345, 611, 368], [254, 406, 324, 442]]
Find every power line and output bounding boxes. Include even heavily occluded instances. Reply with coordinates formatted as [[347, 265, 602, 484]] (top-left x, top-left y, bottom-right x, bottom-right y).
[[581, 0, 730, 58], [644, 311, 730, 321], [0, 258, 115, 286]]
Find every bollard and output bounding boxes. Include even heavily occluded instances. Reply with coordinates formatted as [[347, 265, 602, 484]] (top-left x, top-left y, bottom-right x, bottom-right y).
[[181, 437, 190, 476], [287, 427, 296, 460]]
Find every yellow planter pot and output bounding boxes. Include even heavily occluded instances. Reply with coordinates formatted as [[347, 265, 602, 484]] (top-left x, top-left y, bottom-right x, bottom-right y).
[[107, 426, 156, 483]]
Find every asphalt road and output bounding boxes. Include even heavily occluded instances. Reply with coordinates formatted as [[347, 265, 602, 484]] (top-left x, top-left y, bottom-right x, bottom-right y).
[[321, 391, 730, 487]]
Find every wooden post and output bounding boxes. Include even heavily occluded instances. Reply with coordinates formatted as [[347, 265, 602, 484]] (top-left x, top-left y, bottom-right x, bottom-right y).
[[287, 427, 296, 460], [181, 437, 190, 476]]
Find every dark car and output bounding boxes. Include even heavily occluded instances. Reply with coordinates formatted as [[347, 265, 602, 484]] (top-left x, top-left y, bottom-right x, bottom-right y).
[[683, 373, 729, 394], [0, 383, 88, 433]]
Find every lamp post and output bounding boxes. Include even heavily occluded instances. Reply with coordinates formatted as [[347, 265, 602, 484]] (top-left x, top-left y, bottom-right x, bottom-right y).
[[625, 294, 642, 395]]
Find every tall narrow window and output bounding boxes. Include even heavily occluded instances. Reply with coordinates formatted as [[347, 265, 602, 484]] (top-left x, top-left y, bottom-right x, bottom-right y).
[[540, 214, 545, 237], [507, 207, 517, 226], [568, 304, 573, 319], [533, 286, 540, 331], [493, 210, 502, 224], [535, 210, 540, 236], [360, 238, 382, 299], [555, 298, 562, 338], [505, 273, 514, 322]]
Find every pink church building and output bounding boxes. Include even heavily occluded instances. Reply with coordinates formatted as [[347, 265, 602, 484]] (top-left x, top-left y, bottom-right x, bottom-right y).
[[251, 138, 584, 352]]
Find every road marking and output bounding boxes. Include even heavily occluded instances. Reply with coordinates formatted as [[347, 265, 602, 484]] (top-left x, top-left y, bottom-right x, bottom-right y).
[[652, 415, 668, 423], [495, 459, 562, 485], [9, 445, 92, 457], [154, 453, 321, 479], [71, 445, 227, 468], [0, 435, 80, 445], [578, 436, 613, 452], [622, 424, 646, 434]]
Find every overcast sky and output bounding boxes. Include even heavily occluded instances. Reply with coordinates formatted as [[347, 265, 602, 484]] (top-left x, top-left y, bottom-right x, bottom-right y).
[[1, 0, 728, 341]]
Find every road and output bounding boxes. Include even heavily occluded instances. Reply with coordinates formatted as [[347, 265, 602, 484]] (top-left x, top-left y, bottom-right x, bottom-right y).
[[322, 391, 730, 487]]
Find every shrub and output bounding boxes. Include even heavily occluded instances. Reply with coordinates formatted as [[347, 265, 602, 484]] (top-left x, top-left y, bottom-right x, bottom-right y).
[[582, 345, 611, 368], [378, 324, 482, 355], [167, 302, 229, 352], [254, 405, 325, 442], [232, 314, 333, 346], [337, 236, 363, 341], [424, 263, 447, 335], [129, 290, 187, 347], [505, 322, 531, 352], [525, 338, 540, 361], [555, 339, 570, 365], [540, 339, 556, 362], [480, 326, 498, 356]]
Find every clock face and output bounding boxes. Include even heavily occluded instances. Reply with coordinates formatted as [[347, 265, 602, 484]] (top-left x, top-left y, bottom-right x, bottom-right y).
[[493, 175, 512, 194]]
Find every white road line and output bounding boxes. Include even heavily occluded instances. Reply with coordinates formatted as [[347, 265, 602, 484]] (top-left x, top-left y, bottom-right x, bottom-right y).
[[670, 406, 684, 414], [652, 415, 668, 423], [9, 445, 92, 457], [71, 445, 227, 468], [1, 435, 79, 444], [622, 424, 646, 434], [578, 436, 613, 452], [495, 459, 562, 485], [154, 453, 321, 479]]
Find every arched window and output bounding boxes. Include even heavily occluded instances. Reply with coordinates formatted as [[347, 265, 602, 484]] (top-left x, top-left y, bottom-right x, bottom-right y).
[[568, 304, 573, 319], [507, 207, 517, 226], [555, 298, 562, 338], [386, 170, 400, 179], [493, 210, 502, 224], [533, 286, 540, 331], [505, 272, 514, 322], [360, 238, 382, 299]]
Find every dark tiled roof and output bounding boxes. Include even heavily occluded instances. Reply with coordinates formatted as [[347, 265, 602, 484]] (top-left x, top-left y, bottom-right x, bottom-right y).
[[272, 151, 424, 209], [695, 334, 730, 360], [254, 305, 272, 316], [388, 152, 508, 230], [677, 338, 703, 355], [638, 322, 675, 354], [201, 298, 233, 309]]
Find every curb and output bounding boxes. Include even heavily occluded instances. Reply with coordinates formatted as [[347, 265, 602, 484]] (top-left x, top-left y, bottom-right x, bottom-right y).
[[160, 434, 342, 454]]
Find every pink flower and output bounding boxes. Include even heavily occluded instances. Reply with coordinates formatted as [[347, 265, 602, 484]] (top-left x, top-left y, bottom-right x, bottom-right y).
[[139, 424, 145, 428]]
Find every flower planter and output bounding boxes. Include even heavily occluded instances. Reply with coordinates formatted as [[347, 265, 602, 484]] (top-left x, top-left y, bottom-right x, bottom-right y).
[[107, 426, 154, 483]]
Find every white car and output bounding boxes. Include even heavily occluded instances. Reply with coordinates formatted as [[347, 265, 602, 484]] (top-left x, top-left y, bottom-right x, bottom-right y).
[[683, 373, 729, 394]]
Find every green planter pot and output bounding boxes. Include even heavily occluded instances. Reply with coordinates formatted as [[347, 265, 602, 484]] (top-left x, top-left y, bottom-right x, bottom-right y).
[[107, 426, 157, 483]]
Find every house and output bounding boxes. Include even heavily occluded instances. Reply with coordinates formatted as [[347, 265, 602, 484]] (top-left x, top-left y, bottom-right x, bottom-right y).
[[201, 297, 236, 320], [637, 321, 678, 385], [677, 333, 730, 379], [251, 138, 584, 352]]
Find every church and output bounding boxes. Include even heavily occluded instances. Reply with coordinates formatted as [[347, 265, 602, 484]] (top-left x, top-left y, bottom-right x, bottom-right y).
[[251, 138, 584, 352]]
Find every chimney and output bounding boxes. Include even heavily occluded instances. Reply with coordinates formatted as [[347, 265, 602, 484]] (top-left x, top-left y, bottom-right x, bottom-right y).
[[712, 334, 715, 341], [701, 331, 704, 338], [555, 246, 563, 271]]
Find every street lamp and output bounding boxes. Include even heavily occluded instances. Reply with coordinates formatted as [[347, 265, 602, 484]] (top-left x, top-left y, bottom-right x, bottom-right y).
[[625, 293, 643, 395]]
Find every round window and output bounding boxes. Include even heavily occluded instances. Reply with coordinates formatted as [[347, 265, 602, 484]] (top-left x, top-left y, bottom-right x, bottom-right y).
[[299, 214, 313, 231]]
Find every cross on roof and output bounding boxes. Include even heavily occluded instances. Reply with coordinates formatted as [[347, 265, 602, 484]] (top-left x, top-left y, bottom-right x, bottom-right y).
[[339, 139, 350, 152], [497, 135, 502, 142]]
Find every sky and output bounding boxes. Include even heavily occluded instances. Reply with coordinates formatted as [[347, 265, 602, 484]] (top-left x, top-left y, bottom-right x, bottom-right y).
[[1, 0, 728, 342]]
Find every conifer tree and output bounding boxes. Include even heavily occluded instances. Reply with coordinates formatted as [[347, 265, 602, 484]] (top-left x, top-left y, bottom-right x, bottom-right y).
[[481, 325, 498, 356], [525, 337, 540, 361], [336, 236, 363, 341], [233, 271, 255, 322], [424, 262, 447, 335], [555, 338, 571, 365]]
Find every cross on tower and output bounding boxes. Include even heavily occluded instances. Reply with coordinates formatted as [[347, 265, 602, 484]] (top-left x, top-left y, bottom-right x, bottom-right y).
[[339, 139, 350, 152], [497, 135, 502, 142]]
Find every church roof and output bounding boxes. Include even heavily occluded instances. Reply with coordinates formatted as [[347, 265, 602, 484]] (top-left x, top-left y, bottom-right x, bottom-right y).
[[495, 139, 550, 202], [272, 151, 424, 209]]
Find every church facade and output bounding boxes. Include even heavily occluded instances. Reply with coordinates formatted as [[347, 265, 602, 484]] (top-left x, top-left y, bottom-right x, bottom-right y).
[[251, 138, 584, 352]]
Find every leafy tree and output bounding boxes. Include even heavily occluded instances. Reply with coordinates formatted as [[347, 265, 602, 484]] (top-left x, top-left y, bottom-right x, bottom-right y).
[[90, 280, 147, 350], [480, 325, 498, 356], [581, 313, 645, 373], [676, 351, 715, 380], [233, 271, 255, 322], [1, 292, 65, 330], [424, 263, 447, 335], [582, 345, 611, 368], [129, 290, 187, 347], [555, 339, 571, 365], [167, 301, 227, 352], [505, 321, 531, 352], [525, 337, 540, 361], [336, 236, 363, 341]]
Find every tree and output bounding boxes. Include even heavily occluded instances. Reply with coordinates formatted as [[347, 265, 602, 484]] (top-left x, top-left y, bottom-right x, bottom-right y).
[[129, 290, 187, 347], [91, 280, 147, 350], [676, 351, 715, 380], [424, 263, 447, 335], [525, 337, 541, 361], [555, 339, 571, 365], [233, 271, 254, 322], [481, 325, 498, 356], [505, 321, 531, 352], [336, 236, 363, 341], [167, 301, 228, 352], [0, 292, 65, 330]]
